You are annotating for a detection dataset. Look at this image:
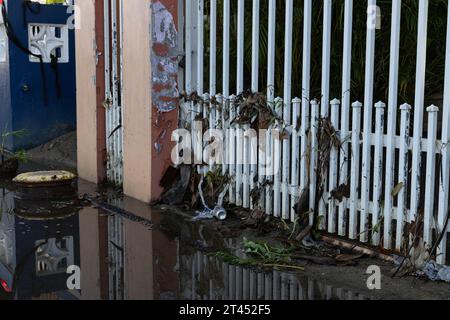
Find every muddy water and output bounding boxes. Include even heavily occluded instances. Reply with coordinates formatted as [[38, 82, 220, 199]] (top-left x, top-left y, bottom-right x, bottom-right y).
[[0, 180, 367, 300]]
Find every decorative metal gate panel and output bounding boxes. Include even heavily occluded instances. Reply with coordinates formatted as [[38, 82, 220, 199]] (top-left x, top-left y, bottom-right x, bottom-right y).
[[104, 0, 124, 185]]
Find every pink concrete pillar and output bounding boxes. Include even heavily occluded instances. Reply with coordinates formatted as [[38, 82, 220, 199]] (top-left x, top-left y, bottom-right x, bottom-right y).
[[75, 0, 107, 183], [122, 0, 179, 203]]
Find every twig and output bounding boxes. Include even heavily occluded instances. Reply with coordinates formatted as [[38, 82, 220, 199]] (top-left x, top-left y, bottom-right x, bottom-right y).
[[262, 264, 305, 271], [319, 235, 394, 263]]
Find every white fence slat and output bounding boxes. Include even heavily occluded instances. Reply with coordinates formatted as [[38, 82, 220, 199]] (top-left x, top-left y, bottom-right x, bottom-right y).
[[321, 0, 332, 113], [437, 2, 450, 265], [265, 125, 274, 215], [267, 0, 276, 103], [222, 0, 230, 97], [372, 101, 386, 246], [291, 98, 301, 220], [197, 0, 204, 94], [320, 0, 333, 222], [338, 0, 354, 236], [282, 0, 294, 219], [384, 0, 402, 250], [249, 126, 258, 208], [349, 101, 362, 239], [396, 104, 411, 250], [243, 122, 250, 208], [250, 0, 260, 209], [310, 100, 320, 225], [210, 0, 217, 96], [209, 94, 216, 169], [184, 0, 193, 94], [424, 105, 439, 246], [217, 94, 226, 174], [302, 0, 312, 105], [300, 94, 310, 192], [237, 0, 245, 207], [258, 128, 266, 208], [410, 0, 429, 223], [300, 0, 312, 194], [274, 97, 283, 218], [360, 0, 377, 241], [237, 0, 245, 93], [251, 0, 260, 92], [328, 99, 340, 233], [236, 123, 243, 206], [229, 95, 237, 203], [194, 101, 203, 166], [265, 0, 276, 215]]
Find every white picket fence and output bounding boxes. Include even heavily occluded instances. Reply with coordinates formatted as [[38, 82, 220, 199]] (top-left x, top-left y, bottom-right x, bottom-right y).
[[180, 0, 450, 265]]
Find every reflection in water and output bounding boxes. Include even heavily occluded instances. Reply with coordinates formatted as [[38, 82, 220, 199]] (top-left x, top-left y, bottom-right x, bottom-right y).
[[0, 181, 367, 300], [184, 251, 367, 301], [0, 185, 80, 300]]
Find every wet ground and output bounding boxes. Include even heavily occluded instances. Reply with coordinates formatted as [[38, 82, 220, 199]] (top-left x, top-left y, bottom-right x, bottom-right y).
[[0, 176, 449, 300]]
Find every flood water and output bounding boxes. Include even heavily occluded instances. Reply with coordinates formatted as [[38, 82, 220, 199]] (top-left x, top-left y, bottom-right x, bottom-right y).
[[0, 180, 367, 300]]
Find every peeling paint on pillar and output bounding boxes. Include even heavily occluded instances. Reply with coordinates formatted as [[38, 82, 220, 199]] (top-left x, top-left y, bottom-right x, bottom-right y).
[[152, 1, 179, 114], [150, 0, 179, 198]]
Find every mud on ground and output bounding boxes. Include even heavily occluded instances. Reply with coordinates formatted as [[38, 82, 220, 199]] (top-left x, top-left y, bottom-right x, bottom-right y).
[[156, 203, 450, 300]]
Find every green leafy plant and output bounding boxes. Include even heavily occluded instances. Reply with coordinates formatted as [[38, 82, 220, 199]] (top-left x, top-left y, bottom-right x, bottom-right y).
[[210, 239, 304, 271], [0, 128, 28, 165]]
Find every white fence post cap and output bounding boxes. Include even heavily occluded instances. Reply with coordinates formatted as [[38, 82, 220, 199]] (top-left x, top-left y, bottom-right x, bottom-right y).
[[427, 105, 439, 113], [330, 98, 341, 105], [400, 103, 412, 110], [352, 101, 363, 108], [375, 101, 386, 108]]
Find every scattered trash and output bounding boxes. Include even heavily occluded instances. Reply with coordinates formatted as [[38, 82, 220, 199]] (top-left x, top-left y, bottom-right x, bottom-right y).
[[193, 205, 227, 221], [193, 175, 228, 221], [421, 261, 450, 283], [392, 237, 431, 278]]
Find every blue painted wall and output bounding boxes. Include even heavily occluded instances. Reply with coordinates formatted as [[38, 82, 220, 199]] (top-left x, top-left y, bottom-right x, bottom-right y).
[[0, 1, 76, 151]]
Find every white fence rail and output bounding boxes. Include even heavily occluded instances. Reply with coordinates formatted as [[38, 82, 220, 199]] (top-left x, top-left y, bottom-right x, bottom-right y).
[[180, 0, 450, 266]]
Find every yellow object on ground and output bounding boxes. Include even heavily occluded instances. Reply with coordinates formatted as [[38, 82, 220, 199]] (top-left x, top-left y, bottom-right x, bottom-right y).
[[45, 0, 66, 4], [13, 171, 77, 185]]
